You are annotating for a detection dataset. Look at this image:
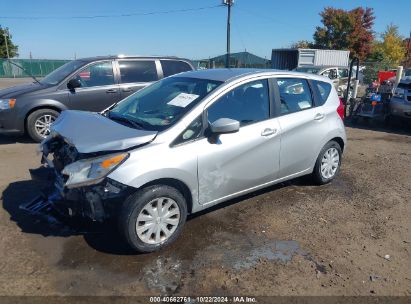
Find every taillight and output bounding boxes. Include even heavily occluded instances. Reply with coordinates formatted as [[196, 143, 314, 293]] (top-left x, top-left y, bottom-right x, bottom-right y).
[[337, 98, 345, 121]]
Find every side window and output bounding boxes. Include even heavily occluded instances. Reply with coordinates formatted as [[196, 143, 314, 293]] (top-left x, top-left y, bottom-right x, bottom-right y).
[[73, 61, 114, 87], [338, 68, 349, 78], [172, 115, 203, 146], [207, 79, 269, 126], [277, 78, 313, 115], [161, 60, 192, 77], [313, 80, 332, 106], [118, 60, 158, 83], [322, 69, 338, 80]]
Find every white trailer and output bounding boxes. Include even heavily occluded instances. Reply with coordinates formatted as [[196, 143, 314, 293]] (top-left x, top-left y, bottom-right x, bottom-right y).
[[271, 48, 350, 70]]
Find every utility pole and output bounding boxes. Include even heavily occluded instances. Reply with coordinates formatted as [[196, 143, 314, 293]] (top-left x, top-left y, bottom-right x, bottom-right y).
[[223, 0, 234, 68]]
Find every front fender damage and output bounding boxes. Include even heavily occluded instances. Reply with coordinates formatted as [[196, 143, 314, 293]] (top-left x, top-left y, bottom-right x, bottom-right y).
[[20, 136, 134, 222]]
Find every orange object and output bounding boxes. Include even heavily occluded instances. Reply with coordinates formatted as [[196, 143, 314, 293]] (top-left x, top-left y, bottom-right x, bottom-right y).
[[101, 154, 127, 168], [371, 101, 378, 106], [9, 99, 16, 108]]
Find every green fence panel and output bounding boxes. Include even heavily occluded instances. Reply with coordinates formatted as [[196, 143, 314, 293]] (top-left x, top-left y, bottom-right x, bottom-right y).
[[0, 59, 70, 78]]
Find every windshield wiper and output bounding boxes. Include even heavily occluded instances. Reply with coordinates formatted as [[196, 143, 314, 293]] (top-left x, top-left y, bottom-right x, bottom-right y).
[[6, 60, 42, 85], [108, 113, 145, 129]]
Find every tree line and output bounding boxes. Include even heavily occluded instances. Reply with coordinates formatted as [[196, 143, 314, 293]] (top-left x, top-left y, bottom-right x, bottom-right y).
[[291, 7, 409, 67]]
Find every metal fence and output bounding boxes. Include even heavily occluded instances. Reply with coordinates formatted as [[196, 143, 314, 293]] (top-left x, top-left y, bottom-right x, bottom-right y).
[[0, 59, 70, 78]]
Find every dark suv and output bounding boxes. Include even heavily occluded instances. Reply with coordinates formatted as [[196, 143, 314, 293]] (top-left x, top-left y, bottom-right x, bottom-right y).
[[0, 55, 194, 141]]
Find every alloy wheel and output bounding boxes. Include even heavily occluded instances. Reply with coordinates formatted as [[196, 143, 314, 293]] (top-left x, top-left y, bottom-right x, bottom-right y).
[[34, 114, 56, 138]]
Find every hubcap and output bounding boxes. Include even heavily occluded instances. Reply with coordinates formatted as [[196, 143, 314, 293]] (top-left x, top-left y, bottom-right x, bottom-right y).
[[34, 114, 56, 138], [320, 147, 340, 179], [136, 197, 180, 245]]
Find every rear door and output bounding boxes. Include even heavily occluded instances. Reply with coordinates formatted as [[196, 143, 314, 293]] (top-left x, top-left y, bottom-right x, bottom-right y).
[[117, 59, 160, 99], [275, 77, 330, 178], [67, 60, 121, 111]]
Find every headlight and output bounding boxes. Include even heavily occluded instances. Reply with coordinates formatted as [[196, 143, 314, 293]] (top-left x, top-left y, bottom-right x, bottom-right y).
[[0, 99, 16, 110], [62, 153, 129, 188]]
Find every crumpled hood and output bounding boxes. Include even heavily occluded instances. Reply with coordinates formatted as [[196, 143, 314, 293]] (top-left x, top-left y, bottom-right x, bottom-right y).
[[0, 82, 46, 98], [51, 110, 158, 153]]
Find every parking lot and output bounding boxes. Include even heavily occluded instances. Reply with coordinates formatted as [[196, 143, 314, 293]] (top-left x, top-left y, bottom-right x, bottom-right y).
[[0, 79, 410, 297]]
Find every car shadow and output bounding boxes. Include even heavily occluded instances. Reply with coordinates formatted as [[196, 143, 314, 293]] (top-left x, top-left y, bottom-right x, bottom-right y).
[[345, 117, 411, 136], [0, 134, 34, 145], [2, 176, 313, 255]]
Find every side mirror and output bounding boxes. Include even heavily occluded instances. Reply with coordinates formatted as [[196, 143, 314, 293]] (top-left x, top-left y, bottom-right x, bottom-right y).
[[210, 118, 240, 134], [67, 78, 81, 90]]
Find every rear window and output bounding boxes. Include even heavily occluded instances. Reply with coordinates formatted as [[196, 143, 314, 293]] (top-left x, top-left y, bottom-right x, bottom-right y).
[[119, 60, 158, 83], [160, 60, 192, 77], [313, 80, 332, 105]]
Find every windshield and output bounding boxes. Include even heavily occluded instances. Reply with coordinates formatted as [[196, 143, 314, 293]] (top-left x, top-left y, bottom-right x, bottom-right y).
[[295, 67, 321, 74], [405, 69, 411, 77], [41, 60, 86, 85], [108, 77, 222, 131]]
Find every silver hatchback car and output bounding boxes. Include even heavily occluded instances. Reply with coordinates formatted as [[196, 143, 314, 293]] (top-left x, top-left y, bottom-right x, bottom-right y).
[[31, 69, 346, 252]]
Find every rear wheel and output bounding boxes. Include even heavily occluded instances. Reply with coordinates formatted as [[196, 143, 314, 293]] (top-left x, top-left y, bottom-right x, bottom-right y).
[[118, 185, 187, 252], [312, 141, 342, 185], [26, 109, 59, 142]]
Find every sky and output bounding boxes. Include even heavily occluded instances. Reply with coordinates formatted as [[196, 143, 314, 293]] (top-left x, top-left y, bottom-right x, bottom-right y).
[[0, 0, 410, 60]]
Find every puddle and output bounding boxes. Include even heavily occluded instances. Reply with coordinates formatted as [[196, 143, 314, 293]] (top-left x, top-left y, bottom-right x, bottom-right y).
[[142, 256, 183, 294], [232, 240, 300, 270]]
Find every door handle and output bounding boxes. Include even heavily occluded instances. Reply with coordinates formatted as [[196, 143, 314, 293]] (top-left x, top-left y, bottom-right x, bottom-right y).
[[106, 89, 118, 93], [122, 87, 133, 92], [261, 128, 277, 137], [314, 113, 325, 120]]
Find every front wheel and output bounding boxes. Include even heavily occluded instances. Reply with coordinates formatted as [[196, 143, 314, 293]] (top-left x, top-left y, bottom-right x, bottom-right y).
[[312, 141, 342, 185], [118, 185, 187, 252], [26, 109, 59, 142]]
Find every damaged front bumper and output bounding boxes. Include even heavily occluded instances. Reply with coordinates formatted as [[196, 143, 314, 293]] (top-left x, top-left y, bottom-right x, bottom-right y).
[[20, 169, 132, 222], [21, 164, 132, 222]]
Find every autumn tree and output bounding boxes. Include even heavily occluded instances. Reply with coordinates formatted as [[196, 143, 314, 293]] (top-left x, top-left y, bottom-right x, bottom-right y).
[[313, 7, 375, 60], [0, 26, 18, 58], [372, 24, 406, 64]]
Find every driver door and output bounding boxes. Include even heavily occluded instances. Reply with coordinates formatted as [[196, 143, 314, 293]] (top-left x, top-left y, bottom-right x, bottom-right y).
[[67, 60, 121, 112], [196, 79, 281, 205]]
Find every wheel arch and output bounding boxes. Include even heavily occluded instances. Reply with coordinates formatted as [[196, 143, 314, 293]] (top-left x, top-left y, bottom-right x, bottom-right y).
[[141, 178, 193, 214], [24, 104, 65, 133], [330, 136, 345, 152]]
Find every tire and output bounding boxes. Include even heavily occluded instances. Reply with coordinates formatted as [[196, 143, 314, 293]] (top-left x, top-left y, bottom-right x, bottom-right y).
[[312, 140, 342, 185], [118, 185, 187, 252], [26, 109, 59, 142]]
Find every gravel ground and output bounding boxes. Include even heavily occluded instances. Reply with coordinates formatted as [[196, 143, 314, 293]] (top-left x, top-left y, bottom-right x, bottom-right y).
[[0, 79, 410, 298]]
